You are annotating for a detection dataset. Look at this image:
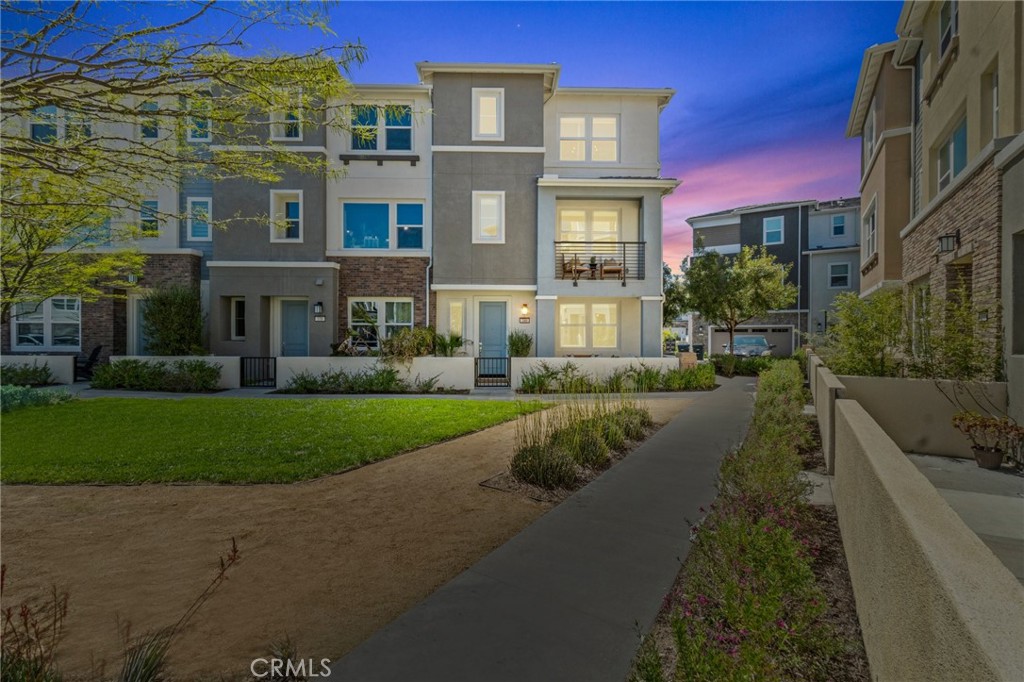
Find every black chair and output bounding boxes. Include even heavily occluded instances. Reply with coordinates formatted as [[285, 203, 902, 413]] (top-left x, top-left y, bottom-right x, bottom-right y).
[[75, 345, 103, 381]]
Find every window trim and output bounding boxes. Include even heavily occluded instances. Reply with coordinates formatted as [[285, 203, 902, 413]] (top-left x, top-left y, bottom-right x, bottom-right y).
[[11, 297, 82, 352], [448, 299, 465, 337], [270, 89, 303, 142], [140, 199, 160, 239], [342, 199, 427, 251], [863, 97, 876, 170], [558, 114, 620, 163], [186, 197, 213, 242], [557, 301, 620, 352], [763, 216, 785, 246], [348, 103, 414, 152], [830, 215, 846, 238], [557, 207, 623, 242], [827, 262, 851, 290], [139, 101, 160, 140], [230, 297, 246, 341], [862, 200, 878, 262], [472, 88, 504, 142], [939, 0, 959, 59], [270, 189, 304, 243], [937, 116, 967, 193], [472, 191, 506, 244]]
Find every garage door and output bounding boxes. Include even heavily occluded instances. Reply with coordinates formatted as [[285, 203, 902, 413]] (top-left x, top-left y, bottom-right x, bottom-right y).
[[708, 325, 794, 357]]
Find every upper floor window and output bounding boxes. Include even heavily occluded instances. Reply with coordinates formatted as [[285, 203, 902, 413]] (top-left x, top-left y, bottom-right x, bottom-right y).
[[270, 190, 302, 242], [558, 209, 620, 242], [862, 204, 877, 260], [187, 197, 212, 241], [30, 105, 90, 142], [831, 215, 846, 238], [140, 199, 159, 238], [559, 115, 618, 162], [828, 262, 851, 289], [30, 105, 58, 142], [350, 105, 412, 151], [939, 0, 958, 58], [472, 191, 505, 244], [343, 201, 424, 250], [763, 216, 784, 245], [937, 117, 966, 192], [12, 297, 81, 351], [140, 101, 159, 139], [270, 98, 302, 141], [862, 97, 876, 168], [187, 96, 211, 142], [472, 88, 504, 141]]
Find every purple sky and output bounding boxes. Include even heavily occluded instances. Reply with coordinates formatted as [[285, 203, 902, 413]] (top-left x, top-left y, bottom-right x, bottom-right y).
[[5, 1, 904, 271]]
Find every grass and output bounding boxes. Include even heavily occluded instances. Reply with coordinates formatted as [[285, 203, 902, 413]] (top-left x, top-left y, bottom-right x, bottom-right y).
[[0, 397, 543, 484]]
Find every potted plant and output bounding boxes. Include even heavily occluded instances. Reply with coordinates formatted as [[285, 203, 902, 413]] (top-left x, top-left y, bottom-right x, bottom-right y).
[[951, 411, 1024, 470]]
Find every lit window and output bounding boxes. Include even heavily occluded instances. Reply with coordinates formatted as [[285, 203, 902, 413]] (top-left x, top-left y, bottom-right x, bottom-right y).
[[560, 304, 587, 348], [12, 297, 81, 350], [187, 197, 212, 241], [559, 115, 618, 162], [558, 209, 620, 242], [831, 215, 845, 237], [231, 297, 246, 340], [448, 300, 464, 337], [140, 101, 159, 139], [937, 118, 967, 192], [828, 263, 851, 289], [141, 200, 159, 238], [763, 216, 784, 245], [350, 105, 412, 151], [559, 302, 619, 351], [473, 192, 505, 244], [270, 190, 302, 242], [472, 89, 504, 141], [591, 303, 618, 348]]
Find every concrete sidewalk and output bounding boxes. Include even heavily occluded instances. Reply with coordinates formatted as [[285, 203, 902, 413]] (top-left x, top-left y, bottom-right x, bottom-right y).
[[330, 376, 757, 682]]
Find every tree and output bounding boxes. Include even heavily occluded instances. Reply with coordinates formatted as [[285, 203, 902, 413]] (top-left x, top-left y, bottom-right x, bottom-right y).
[[662, 262, 687, 323], [681, 244, 797, 354], [1, 1, 366, 322]]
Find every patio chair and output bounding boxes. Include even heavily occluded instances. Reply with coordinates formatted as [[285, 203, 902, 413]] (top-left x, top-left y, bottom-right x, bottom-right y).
[[561, 254, 589, 285], [75, 344, 103, 381], [600, 258, 625, 282]]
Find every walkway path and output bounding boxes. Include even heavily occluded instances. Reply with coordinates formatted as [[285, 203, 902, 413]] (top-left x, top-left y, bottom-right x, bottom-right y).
[[330, 376, 757, 682]]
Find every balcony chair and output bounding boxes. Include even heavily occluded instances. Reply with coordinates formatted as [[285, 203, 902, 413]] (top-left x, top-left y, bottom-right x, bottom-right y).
[[561, 254, 590, 285], [600, 258, 625, 282]]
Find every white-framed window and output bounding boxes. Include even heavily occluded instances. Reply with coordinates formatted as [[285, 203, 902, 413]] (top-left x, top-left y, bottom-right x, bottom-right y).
[[472, 191, 505, 244], [230, 297, 246, 341], [349, 298, 414, 348], [828, 262, 851, 289], [187, 95, 211, 142], [342, 201, 425, 250], [937, 117, 967, 192], [558, 208, 620, 242], [863, 97, 876, 168], [939, 0, 958, 58], [830, 215, 846, 238], [350, 104, 413, 151], [472, 88, 504, 141], [448, 300, 465, 337], [12, 297, 81, 351], [187, 197, 212, 241], [559, 115, 618, 162], [862, 203, 877, 260], [140, 199, 159, 238], [270, 91, 303, 141], [991, 71, 999, 136], [270, 190, 302, 242], [559, 302, 619, 351], [140, 101, 159, 140], [763, 216, 784, 245], [29, 105, 89, 142]]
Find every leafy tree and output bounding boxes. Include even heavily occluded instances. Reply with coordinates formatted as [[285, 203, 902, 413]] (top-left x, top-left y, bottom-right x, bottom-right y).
[[141, 286, 205, 356], [662, 262, 687, 324], [821, 288, 904, 377], [1, 1, 366, 322], [682, 244, 797, 353]]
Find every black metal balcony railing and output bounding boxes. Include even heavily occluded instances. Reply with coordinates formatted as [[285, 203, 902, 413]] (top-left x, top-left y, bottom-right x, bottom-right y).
[[555, 241, 645, 286]]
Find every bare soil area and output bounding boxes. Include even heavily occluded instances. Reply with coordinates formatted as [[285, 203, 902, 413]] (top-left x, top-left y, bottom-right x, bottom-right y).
[[1, 397, 691, 680]]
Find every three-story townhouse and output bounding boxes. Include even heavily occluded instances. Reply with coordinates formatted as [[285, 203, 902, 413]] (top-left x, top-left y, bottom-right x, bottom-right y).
[[805, 198, 862, 333]]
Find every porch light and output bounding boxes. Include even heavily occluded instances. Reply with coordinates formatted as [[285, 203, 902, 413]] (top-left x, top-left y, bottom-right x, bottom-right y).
[[313, 301, 324, 315], [937, 230, 960, 254], [520, 303, 530, 316]]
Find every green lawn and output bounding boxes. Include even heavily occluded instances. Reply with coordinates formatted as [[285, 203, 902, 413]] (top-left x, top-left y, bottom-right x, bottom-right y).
[[0, 397, 542, 484]]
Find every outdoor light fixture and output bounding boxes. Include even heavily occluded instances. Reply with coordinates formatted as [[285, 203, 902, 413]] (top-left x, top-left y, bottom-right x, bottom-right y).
[[937, 229, 960, 254], [816, 320, 823, 333], [313, 301, 324, 315], [521, 303, 530, 316]]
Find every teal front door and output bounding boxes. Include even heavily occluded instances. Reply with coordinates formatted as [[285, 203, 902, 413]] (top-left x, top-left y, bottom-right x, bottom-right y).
[[479, 302, 507, 358], [280, 300, 309, 356]]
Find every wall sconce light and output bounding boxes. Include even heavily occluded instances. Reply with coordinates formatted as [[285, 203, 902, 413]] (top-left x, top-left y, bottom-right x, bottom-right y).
[[816, 320, 823, 333], [520, 303, 530, 316], [937, 229, 960, 254], [314, 277, 324, 287], [313, 301, 324, 315]]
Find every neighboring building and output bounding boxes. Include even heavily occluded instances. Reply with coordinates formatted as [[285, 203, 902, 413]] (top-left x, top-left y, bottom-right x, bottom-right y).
[[806, 198, 862, 333]]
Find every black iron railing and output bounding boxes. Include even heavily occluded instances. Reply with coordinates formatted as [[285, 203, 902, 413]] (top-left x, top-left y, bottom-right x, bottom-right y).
[[241, 357, 277, 388], [475, 357, 510, 388], [555, 241, 646, 286]]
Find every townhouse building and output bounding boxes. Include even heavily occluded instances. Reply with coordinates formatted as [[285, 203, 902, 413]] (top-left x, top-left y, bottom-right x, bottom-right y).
[[806, 198, 862, 333]]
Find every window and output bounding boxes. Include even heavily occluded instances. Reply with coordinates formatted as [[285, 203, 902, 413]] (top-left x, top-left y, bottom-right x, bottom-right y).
[[12, 297, 81, 350], [828, 262, 851, 289], [187, 96, 211, 142], [473, 192, 505, 244], [862, 204, 877, 260], [30, 105, 58, 142], [559, 302, 619, 350], [140, 101, 159, 139], [763, 216, 784, 245], [349, 298, 413, 348], [448, 300, 465, 337], [472, 88, 504, 141], [230, 297, 246, 340], [862, 97, 876, 168], [65, 110, 91, 140], [270, 190, 302, 242], [558, 209, 620, 242], [937, 117, 967, 192], [187, 197, 212, 241], [343, 201, 425, 250], [270, 90, 302, 140], [140, 200, 159, 238], [939, 0, 958, 58], [831, 215, 846, 238], [559, 115, 618, 162], [350, 104, 413, 151]]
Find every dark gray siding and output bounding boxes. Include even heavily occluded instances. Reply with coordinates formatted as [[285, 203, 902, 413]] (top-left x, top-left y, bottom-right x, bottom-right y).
[[431, 73, 544, 147], [739, 206, 811, 309]]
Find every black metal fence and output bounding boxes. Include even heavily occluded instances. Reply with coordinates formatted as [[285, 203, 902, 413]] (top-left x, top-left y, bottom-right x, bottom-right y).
[[554, 241, 646, 286], [240, 357, 277, 388], [475, 357, 510, 388]]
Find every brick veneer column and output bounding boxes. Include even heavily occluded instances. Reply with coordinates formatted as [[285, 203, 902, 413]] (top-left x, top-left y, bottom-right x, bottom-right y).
[[327, 256, 432, 337]]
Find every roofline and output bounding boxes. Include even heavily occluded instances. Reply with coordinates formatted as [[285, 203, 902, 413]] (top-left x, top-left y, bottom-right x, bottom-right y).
[[846, 41, 898, 138], [557, 87, 675, 109], [537, 176, 680, 195], [352, 84, 432, 93], [687, 200, 817, 225]]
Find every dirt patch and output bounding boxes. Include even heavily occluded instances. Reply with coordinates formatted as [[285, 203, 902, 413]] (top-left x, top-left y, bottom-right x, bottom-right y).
[[1, 397, 691, 680]]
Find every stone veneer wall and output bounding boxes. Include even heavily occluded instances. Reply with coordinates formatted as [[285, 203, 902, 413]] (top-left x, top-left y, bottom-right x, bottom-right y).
[[328, 256, 432, 337]]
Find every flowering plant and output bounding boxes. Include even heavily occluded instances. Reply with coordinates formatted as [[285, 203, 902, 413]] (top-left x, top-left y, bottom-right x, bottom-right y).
[[951, 411, 1024, 454]]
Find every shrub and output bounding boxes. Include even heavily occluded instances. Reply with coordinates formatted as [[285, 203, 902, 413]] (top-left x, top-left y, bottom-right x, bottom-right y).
[[90, 359, 220, 392], [519, 363, 558, 394], [0, 385, 76, 413], [593, 416, 627, 452], [433, 333, 464, 357], [141, 286, 205, 355], [660, 364, 716, 391], [280, 366, 449, 394], [628, 363, 663, 392], [509, 443, 578, 489], [1, 361, 56, 387], [380, 327, 435, 363], [550, 425, 610, 469], [508, 331, 533, 357]]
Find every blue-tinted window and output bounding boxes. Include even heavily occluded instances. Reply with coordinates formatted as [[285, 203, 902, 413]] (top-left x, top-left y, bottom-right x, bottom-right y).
[[284, 200, 300, 239], [385, 106, 412, 151], [397, 203, 423, 249], [141, 101, 159, 138], [344, 203, 389, 248], [31, 105, 58, 142], [189, 200, 211, 239], [952, 119, 967, 176], [352, 106, 378, 150], [141, 200, 159, 236]]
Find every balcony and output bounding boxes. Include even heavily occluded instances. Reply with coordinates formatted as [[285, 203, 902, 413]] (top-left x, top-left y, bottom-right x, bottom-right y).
[[555, 241, 646, 286]]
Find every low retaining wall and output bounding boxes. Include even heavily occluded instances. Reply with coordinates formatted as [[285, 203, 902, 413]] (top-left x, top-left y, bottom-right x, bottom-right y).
[[110, 356, 241, 390], [807, 353, 823, 404], [833, 399, 1024, 681], [813, 365, 845, 474], [0, 354, 76, 385], [275, 357, 475, 391], [510, 357, 678, 391]]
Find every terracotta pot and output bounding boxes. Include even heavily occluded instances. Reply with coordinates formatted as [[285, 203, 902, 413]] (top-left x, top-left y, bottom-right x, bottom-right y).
[[972, 446, 1004, 470]]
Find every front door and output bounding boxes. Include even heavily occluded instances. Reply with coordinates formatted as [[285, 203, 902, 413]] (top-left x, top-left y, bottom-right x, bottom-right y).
[[479, 301, 507, 358], [280, 299, 309, 356], [134, 299, 150, 356]]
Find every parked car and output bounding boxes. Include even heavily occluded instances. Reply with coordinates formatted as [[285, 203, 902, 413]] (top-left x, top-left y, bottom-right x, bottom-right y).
[[721, 335, 775, 357]]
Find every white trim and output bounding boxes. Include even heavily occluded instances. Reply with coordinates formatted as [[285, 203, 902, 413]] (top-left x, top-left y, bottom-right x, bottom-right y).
[[804, 246, 860, 256], [207, 261, 340, 270], [830, 214, 847, 238], [861, 196, 878, 264], [341, 199, 425, 252], [472, 88, 504, 142], [557, 113, 619, 164], [127, 292, 148, 355], [686, 215, 741, 229], [639, 296, 664, 301], [209, 145, 327, 154], [537, 177, 680, 192], [270, 189, 303, 243], [827, 262, 852, 290], [762, 216, 785, 246], [534, 294, 558, 300], [186, 197, 213, 242], [348, 297, 415, 349], [431, 284, 537, 292], [557, 301, 620, 353], [431, 145, 545, 153], [230, 297, 246, 341], [10, 297, 82, 352], [472, 191, 506, 244], [270, 89, 304, 142]]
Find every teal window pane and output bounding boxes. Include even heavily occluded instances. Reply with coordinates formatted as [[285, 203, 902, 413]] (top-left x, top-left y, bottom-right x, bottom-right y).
[[386, 128, 411, 150], [385, 107, 411, 126], [344, 203, 389, 248], [191, 201, 210, 238], [352, 106, 378, 126], [396, 204, 422, 225], [141, 200, 159, 235], [952, 120, 967, 177]]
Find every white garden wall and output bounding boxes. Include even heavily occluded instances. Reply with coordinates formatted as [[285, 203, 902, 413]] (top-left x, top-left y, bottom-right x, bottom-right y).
[[511, 357, 677, 391], [110, 356, 241, 389], [1, 355, 75, 385]]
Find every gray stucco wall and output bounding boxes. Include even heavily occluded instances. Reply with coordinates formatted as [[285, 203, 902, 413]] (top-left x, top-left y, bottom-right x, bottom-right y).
[[1000, 143, 1023, 423], [431, 152, 542, 285], [430, 73, 544, 147], [212, 157, 327, 262], [808, 207, 860, 250], [807, 250, 860, 332]]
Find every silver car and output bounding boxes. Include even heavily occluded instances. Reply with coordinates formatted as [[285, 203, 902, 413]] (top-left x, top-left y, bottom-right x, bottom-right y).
[[722, 335, 775, 357]]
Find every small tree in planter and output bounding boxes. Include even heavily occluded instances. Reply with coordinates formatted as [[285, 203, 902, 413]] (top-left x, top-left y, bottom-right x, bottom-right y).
[[508, 331, 533, 357], [141, 286, 205, 355], [951, 412, 1024, 470]]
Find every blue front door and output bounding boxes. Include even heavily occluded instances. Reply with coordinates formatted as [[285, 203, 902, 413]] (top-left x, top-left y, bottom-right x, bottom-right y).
[[479, 302, 507, 358], [281, 300, 309, 356]]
